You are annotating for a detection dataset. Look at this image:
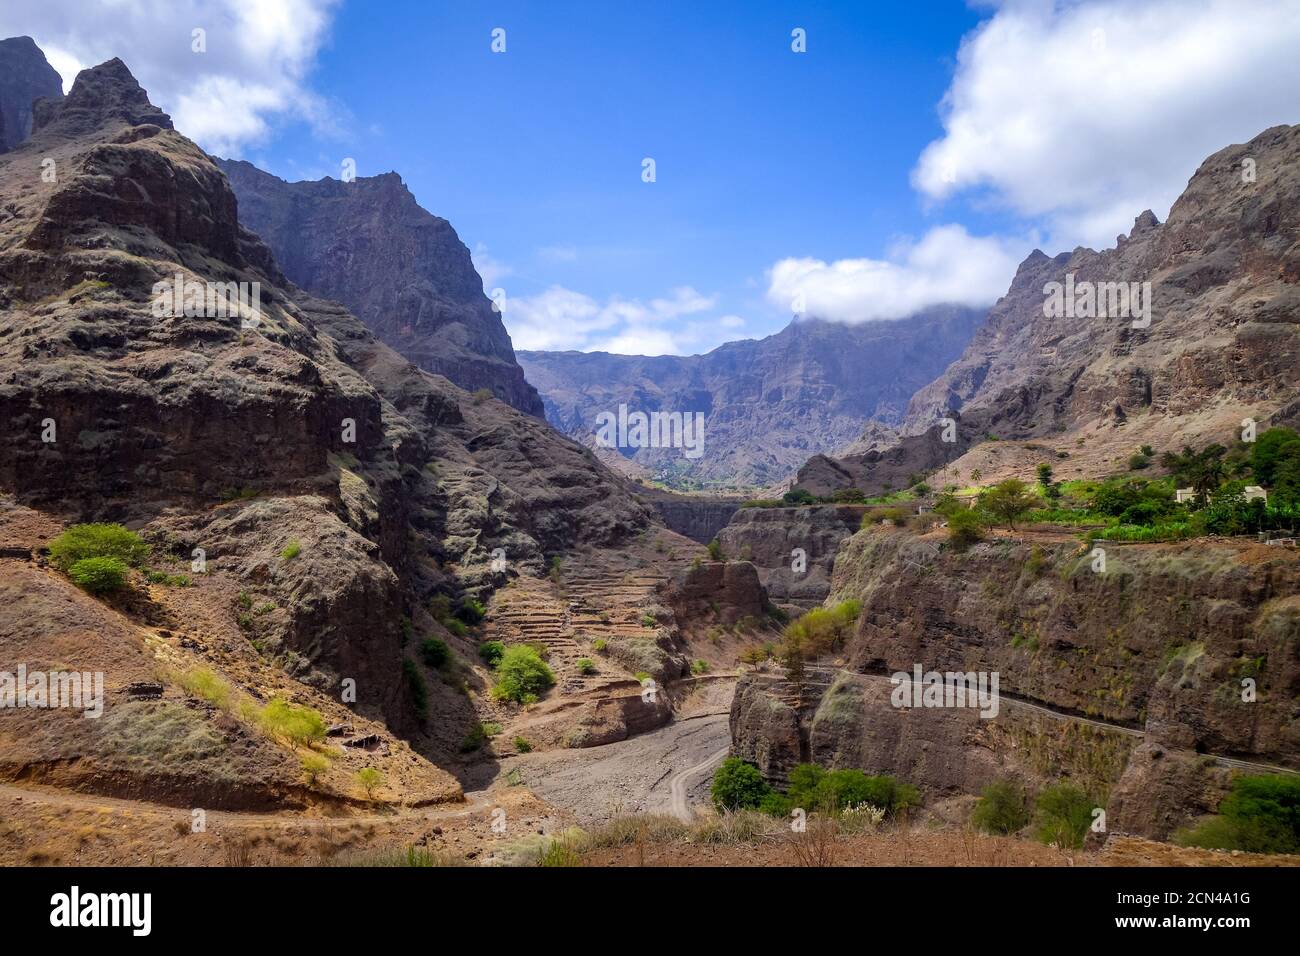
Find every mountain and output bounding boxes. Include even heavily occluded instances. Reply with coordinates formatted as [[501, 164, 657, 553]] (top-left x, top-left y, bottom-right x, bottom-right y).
[[0, 55, 667, 806], [216, 158, 544, 417], [518, 308, 984, 491], [0, 35, 63, 152], [797, 125, 1300, 495]]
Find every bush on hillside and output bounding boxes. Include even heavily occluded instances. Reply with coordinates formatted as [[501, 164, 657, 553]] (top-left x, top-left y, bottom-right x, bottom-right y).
[[421, 637, 450, 668], [711, 757, 772, 812], [971, 780, 1032, 835], [1034, 783, 1095, 849], [49, 523, 149, 571], [68, 556, 129, 594], [490, 645, 556, 703]]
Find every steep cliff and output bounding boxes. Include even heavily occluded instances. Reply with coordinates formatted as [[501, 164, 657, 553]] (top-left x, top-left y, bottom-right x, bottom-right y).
[[519, 307, 984, 490], [731, 524, 1300, 838], [216, 158, 544, 418]]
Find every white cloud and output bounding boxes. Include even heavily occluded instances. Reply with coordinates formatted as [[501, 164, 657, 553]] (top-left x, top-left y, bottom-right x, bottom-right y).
[[0, 0, 341, 155], [913, 0, 1300, 249], [765, 225, 1027, 322], [537, 245, 578, 263], [503, 285, 726, 355], [471, 242, 513, 291]]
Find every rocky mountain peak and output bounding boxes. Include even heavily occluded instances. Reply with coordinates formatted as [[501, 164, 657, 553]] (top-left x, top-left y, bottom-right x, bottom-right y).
[[217, 157, 545, 416], [32, 57, 172, 139], [0, 34, 63, 152]]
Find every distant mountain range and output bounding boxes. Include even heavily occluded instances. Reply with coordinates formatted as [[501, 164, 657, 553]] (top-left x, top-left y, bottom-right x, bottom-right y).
[[518, 307, 985, 491]]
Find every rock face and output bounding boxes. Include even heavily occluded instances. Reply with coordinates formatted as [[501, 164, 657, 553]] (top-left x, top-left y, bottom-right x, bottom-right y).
[[799, 125, 1300, 495], [661, 560, 769, 626], [638, 486, 742, 543], [0, 36, 63, 152], [730, 524, 1300, 838], [715, 505, 866, 610], [518, 307, 984, 490], [216, 158, 544, 417], [0, 55, 653, 801]]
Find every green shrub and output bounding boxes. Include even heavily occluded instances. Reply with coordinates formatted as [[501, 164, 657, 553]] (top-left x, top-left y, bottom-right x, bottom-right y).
[[1034, 783, 1095, 849], [592, 638, 607, 652], [707, 538, 725, 561], [68, 556, 129, 594], [178, 666, 232, 709], [300, 753, 330, 785], [421, 637, 450, 668], [575, 657, 596, 675], [711, 757, 772, 812], [491, 645, 556, 703], [513, 736, 533, 753], [280, 540, 301, 561], [946, 508, 986, 549], [403, 658, 428, 717], [456, 597, 486, 624], [459, 725, 486, 752], [783, 764, 918, 816], [478, 640, 505, 667], [355, 767, 383, 799], [782, 488, 816, 506], [691, 659, 709, 675], [49, 523, 149, 571], [1175, 774, 1300, 854], [258, 698, 327, 747], [971, 780, 1031, 835]]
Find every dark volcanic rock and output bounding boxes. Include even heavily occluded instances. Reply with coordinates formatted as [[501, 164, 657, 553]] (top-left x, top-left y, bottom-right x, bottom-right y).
[[518, 307, 984, 490], [0, 55, 653, 788], [0, 36, 63, 152], [216, 158, 544, 417], [715, 505, 867, 610]]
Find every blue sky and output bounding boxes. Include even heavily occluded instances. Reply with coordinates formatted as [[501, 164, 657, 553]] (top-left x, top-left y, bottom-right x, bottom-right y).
[[8, 0, 1300, 355], [251, 0, 992, 352]]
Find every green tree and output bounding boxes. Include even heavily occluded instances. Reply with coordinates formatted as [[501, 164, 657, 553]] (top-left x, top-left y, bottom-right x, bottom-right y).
[[979, 479, 1040, 529], [710, 757, 771, 812], [1251, 428, 1300, 486], [1162, 443, 1228, 503]]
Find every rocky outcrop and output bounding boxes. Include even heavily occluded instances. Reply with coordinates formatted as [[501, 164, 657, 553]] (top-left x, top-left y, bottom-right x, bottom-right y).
[[661, 560, 768, 627], [0, 55, 655, 801], [518, 307, 984, 490], [216, 158, 544, 417], [715, 505, 866, 610], [0, 36, 62, 152], [731, 524, 1300, 838], [800, 125, 1300, 495]]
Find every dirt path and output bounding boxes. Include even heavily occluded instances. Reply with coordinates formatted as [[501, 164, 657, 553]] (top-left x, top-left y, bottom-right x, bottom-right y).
[[491, 711, 732, 825], [669, 744, 730, 821]]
